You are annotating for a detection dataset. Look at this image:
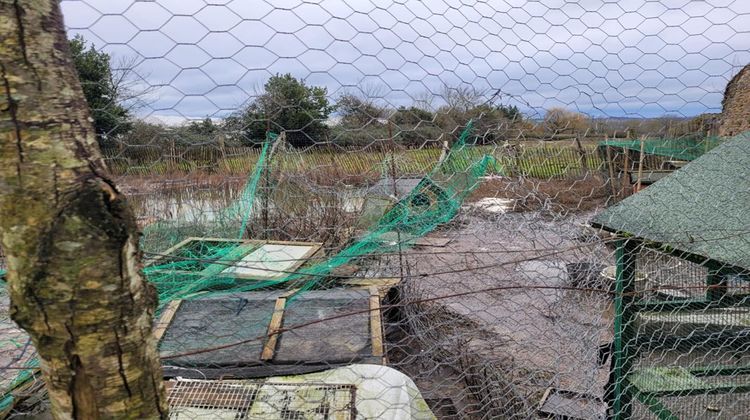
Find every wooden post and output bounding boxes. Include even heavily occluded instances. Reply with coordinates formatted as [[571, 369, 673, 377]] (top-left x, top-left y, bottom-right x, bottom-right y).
[[217, 132, 227, 172], [574, 133, 588, 173], [622, 148, 630, 198], [387, 119, 406, 281], [438, 139, 450, 164], [606, 145, 617, 200], [635, 136, 646, 192], [369, 286, 385, 359], [612, 239, 638, 420]]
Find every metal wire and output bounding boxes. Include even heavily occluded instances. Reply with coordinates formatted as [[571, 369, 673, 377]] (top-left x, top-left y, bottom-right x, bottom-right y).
[[1, 1, 749, 418]]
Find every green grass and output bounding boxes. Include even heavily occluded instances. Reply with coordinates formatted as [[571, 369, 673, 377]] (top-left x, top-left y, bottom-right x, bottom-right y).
[[107, 144, 602, 180]]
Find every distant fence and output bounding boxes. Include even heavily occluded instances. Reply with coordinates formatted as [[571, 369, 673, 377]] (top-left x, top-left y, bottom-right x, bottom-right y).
[[102, 144, 604, 180]]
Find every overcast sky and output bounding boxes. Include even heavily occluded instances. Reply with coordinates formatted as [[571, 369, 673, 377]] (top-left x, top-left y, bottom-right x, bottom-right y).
[[61, 0, 750, 122]]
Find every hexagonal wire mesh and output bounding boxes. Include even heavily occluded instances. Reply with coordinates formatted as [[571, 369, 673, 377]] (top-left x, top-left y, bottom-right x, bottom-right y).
[[1, 0, 749, 418]]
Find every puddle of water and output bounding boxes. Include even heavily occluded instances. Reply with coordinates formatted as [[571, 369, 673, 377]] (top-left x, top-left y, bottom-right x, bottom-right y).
[[127, 183, 370, 226]]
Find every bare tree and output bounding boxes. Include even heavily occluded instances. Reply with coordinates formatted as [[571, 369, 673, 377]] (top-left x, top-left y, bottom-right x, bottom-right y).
[[543, 107, 589, 136], [441, 84, 484, 113], [0, 1, 167, 418], [110, 54, 156, 114]]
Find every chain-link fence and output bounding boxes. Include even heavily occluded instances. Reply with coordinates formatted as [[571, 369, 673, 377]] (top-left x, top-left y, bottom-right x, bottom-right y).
[[1, 0, 750, 418]]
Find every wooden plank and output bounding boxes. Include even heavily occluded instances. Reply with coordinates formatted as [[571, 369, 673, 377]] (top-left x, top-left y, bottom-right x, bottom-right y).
[[265, 240, 324, 248], [369, 286, 384, 358], [146, 237, 252, 267], [229, 242, 323, 281], [145, 237, 196, 266], [260, 290, 298, 361], [628, 170, 673, 185], [280, 288, 300, 299], [188, 237, 247, 243], [198, 241, 262, 277], [343, 277, 401, 287], [151, 238, 325, 279], [154, 299, 182, 342], [537, 387, 552, 411], [344, 277, 401, 297]]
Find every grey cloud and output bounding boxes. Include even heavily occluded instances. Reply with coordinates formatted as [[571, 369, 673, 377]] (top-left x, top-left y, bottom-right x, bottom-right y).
[[61, 0, 750, 121]]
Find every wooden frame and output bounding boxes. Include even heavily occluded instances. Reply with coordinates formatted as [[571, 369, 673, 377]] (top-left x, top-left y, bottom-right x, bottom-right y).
[[145, 237, 324, 282], [343, 277, 401, 298], [145, 237, 247, 267], [611, 238, 750, 420], [260, 289, 298, 361], [222, 241, 323, 281], [627, 170, 673, 186], [156, 289, 386, 366], [153, 299, 182, 341], [369, 286, 385, 360]]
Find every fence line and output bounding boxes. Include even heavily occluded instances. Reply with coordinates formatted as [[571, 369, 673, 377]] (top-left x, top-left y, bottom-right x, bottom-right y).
[[102, 144, 604, 179]]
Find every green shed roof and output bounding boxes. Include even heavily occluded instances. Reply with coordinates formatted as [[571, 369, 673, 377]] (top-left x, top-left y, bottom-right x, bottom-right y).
[[591, 132, 750, 270]]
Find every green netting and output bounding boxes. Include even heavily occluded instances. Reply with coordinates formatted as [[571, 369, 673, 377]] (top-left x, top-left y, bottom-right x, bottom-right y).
[[0, 359, 38, 415], [598, 137, 724, 161], [140, 132, 279, 252], [144, 121, 497, 307], [0, 123, 494, 406], [0, 278, 38, 416]]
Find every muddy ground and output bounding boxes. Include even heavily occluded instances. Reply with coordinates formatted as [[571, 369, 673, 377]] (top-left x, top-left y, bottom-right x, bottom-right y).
[[4, 173, 747, 418], [372, 207, 616, 418], [377, 203, 750, 419]]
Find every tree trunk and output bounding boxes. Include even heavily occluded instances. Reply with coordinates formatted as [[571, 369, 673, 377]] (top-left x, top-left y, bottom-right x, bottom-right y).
[[0, 1, 167, 418]]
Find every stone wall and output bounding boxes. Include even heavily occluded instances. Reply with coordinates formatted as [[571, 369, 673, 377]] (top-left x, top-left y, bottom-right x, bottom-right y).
[[719, 64, 750, 137]]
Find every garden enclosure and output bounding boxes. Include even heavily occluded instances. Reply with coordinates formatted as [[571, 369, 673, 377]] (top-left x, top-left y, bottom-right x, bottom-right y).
[[0, 1, 749, 419]]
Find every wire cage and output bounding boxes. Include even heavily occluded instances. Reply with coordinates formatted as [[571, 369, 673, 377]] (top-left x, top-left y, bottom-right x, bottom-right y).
[[610, 244, 750, 419]]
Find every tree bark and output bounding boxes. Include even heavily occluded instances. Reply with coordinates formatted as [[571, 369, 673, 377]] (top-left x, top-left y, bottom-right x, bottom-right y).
[[0, 1, 167, 418]]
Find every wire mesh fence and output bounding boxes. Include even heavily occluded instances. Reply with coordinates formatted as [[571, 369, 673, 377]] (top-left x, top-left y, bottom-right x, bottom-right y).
[[1, 0, 749, 418]]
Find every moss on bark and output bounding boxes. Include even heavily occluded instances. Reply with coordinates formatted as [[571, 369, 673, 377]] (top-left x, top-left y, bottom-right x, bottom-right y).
[[0, 1, 167, 418]]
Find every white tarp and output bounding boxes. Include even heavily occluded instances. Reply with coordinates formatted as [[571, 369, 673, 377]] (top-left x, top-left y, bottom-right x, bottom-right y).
[[168, 364, 436, 419], [265, 364, 436, 420]]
